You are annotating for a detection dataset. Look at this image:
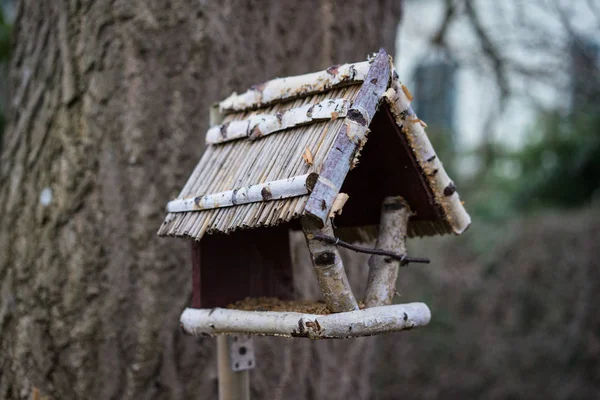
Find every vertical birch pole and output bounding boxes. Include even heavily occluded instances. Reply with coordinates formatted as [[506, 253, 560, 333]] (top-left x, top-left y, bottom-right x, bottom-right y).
[[364, 197, 412, 307], [302, 218, 359, 313]]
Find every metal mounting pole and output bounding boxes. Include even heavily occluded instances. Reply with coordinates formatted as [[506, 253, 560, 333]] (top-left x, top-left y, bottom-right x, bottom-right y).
[[217, 335, 254, 400]]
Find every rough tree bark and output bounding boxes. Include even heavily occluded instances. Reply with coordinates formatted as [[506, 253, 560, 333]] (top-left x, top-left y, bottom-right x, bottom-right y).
[[0, 1, 401, 399]]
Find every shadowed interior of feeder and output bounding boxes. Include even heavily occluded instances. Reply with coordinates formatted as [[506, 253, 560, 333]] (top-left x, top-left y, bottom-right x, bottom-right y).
[[194, 226, 294, 308], [335, 104, 443, 229]]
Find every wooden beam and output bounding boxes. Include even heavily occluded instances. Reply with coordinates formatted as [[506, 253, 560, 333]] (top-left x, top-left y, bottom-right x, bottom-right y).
[[217, 336, 250, 400], [304, 48, 392, 227]]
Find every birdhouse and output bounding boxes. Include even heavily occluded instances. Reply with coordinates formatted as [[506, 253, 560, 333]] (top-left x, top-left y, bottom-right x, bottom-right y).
[[158, 49, 470, 340]]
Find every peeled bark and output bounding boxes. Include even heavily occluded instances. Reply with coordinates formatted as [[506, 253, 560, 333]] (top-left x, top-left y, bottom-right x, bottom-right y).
[[364, 197, 411, 307], [0, 1, 402, 399]]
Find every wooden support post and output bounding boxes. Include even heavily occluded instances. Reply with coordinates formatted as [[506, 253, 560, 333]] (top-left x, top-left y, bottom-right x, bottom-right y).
[[302, 218, 359, 313], [364, 196, 411, 307], [217, 336, 250, 400]]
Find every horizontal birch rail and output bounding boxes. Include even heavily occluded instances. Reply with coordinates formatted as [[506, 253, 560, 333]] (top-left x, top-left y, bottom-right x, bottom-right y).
[[219, 61, 370, 113], [207, 98, 351, 144], [180, 303, 431, 339], [167, 173, 318, 213]]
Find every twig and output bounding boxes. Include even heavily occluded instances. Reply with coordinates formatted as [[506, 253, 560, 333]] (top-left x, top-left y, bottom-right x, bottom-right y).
[[308, 233, 430, 265], [464, 0, 509, 101]]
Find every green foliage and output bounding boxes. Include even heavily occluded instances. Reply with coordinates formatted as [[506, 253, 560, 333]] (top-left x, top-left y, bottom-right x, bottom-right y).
[[511, 111, 600, 210], [463, 109, 600, 220]]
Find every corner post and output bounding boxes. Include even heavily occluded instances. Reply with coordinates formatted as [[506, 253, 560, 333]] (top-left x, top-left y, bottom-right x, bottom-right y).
[[364, 196, 411, 307], [301, 217, 359, 313]]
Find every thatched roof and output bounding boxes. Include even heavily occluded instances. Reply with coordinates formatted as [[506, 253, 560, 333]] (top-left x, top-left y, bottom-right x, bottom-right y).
[[158, 49, 470, 240]]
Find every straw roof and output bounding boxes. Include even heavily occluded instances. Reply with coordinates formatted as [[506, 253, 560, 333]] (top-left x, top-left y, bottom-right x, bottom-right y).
[[158, 49, 471, 240]]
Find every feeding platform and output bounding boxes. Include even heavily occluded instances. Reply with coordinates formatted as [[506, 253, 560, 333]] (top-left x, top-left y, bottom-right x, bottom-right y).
[[158, 49, 470, 340]]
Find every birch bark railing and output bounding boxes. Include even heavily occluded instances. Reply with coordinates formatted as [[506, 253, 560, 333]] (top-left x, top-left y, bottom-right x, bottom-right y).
[[364, 197, 412, 307]]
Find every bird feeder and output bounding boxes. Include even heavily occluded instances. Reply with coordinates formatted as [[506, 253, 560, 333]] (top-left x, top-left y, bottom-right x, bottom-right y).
[[158, 49, 470, 388]]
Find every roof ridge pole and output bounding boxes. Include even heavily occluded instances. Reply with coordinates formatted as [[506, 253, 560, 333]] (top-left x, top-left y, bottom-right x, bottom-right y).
[[364, 197, 412, 307], [302, 218, 359, 313]]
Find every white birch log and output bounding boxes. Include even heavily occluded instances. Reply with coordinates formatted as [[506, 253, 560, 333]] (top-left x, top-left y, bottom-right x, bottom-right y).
[[166, 173, 319, 213], [206, 98, 351, 144], [302, 218, 359, 313], [219, 61, 370, 113], [364, 197, 411, 307], [180, 303, 431, 339], [383, 71, 471, 235]]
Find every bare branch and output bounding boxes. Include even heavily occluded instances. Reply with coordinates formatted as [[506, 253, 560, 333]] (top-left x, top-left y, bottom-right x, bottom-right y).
[[464, 0, 510, 102], [309, 232, 431, 265], [431, 0, 459, 47]]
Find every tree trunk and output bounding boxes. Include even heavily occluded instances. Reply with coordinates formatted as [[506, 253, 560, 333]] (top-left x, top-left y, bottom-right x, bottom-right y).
[[0, 1, 401, 399]]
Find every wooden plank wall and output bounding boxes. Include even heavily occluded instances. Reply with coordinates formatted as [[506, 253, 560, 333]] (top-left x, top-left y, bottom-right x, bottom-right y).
[[191, 226, 294, 308]]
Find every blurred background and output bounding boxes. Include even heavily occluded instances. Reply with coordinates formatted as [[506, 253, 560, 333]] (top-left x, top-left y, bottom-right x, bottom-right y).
[[379, 1, 600, 399], [0, 0, 598, 399]]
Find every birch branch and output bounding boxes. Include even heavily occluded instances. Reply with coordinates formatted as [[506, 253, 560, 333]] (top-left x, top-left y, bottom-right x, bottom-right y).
[[364, 197, 411, 307], [206, 98, 350, 144], [219, 61, 370, 113], [302, 218, 359, 313], [308, 233, 430, 265], [167, 173, 318, 213], [180, 303, 431, 339]]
